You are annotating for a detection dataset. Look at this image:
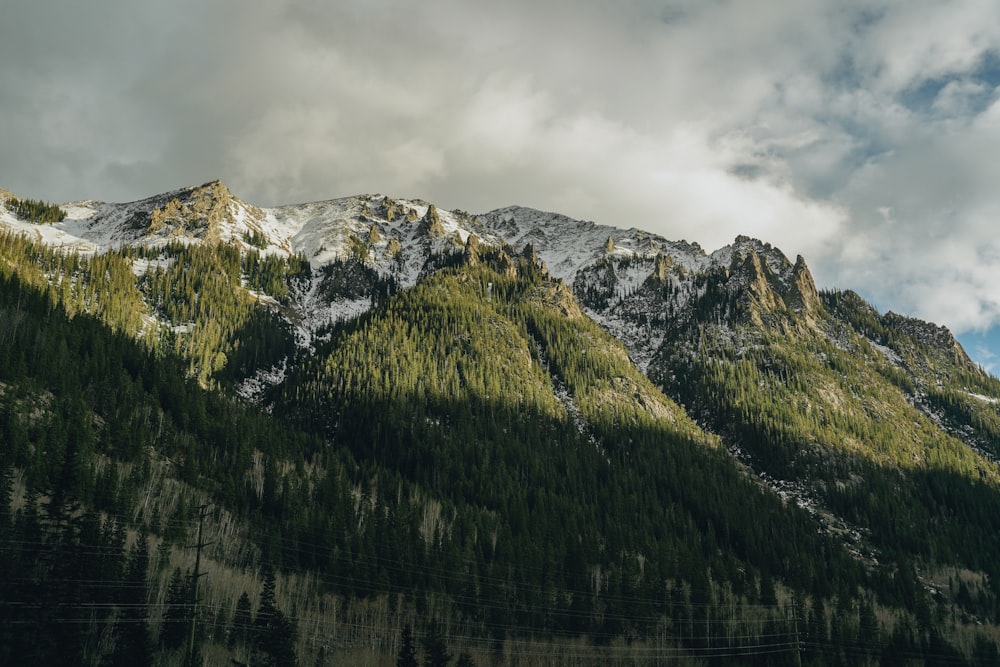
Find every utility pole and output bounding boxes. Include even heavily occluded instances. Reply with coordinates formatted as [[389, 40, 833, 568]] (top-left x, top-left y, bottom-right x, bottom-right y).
[[187, 504, 212, 667], [791, 603, 802, 667]]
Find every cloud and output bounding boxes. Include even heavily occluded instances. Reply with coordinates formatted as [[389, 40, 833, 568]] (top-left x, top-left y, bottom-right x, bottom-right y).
[[3, 0, 1000, 359]]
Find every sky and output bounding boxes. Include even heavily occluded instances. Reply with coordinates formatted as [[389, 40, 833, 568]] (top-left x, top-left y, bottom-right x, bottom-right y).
[[3, 0, 1000, 371]]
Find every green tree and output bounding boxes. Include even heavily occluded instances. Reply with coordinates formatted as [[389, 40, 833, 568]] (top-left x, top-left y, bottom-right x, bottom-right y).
[[423, 621, 451, 667], [112, 525, 153, 666], [229, 591, 253, 649], [397, 624, 419, 667], [160, 568, 190, 650], [253, 564, 297, 667]]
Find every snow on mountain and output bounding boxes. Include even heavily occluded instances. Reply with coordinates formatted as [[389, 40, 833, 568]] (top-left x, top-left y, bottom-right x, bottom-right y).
[[1, 181, 791, 297], [476, 205, 712, 282], [0, 196, 105, 254], [0, 181, 816, 367]]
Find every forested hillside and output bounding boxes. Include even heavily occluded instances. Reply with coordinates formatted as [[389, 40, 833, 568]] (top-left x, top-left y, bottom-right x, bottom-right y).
[[2, 185, 1000, 665]]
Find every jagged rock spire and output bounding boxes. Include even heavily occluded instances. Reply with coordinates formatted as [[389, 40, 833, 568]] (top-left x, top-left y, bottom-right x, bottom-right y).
[[419, 204, 446, 237], [654, 252, 673, 282], [464, 234, 481, 265], [788, 254, 820, 317]]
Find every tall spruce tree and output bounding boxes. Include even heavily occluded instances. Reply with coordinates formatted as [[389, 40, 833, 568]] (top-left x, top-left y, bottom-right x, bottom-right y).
[[253, 564, 297, 667], [423, 621, 451, 667], [229, 591, 253, 649], [397, 624, 419, 667], [112, 525, 153, 666], [160, 568, 190, 650]]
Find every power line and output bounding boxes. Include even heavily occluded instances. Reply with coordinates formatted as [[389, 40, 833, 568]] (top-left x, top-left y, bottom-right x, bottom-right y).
[[186, 503, 211, 666]]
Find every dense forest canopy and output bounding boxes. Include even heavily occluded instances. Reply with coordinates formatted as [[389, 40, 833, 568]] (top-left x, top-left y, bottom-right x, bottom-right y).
[[2, 190, 1000, 665]]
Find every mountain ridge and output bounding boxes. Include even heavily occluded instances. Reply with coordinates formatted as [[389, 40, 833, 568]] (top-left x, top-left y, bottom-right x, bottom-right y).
[[6, 180, 945, 357], [3, 179, 1000, 665]]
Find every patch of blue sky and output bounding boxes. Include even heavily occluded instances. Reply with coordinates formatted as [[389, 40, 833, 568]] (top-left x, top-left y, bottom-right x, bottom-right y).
[[899, 51, 1000, 117], [957, 327, 1000, 377]]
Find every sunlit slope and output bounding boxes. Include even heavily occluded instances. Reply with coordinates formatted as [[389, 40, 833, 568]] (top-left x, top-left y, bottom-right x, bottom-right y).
[[276, 246, 858, 598]]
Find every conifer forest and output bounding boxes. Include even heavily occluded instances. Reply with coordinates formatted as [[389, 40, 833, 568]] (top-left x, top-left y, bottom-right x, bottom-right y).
[[2, 187, 1000, 666]]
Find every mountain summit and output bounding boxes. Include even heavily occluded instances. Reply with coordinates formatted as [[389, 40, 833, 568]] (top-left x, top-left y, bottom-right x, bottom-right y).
[[2, 181, 1000, 665]]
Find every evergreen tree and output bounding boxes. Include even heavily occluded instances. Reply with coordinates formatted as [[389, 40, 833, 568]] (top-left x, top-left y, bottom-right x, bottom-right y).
[[397, 624, 419, 667], [423, 621, 451, 667], [253, 564, 297, 667], [161, 568, 190, 650], [229, 591, 253, 649], [112, 525, 153, 666]]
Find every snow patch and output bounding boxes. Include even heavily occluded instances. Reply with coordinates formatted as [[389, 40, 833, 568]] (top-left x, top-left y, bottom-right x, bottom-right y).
[[236, 361, 287, 405]]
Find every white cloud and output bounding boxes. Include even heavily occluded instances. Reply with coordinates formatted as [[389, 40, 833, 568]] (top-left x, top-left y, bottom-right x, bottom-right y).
[[4, 0, 1000, 360]]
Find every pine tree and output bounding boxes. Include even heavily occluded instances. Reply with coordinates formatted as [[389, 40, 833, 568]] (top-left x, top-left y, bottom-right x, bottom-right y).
[[253, 564, 297, 667], [397, 624, 419, 667], [423, 621, 451, 667], [112, 525, 153, 666], [160, 568, 190, 650], [229, 591, 253, 649]]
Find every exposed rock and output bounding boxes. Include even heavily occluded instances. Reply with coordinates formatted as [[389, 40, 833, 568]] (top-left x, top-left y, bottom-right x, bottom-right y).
[[488, 249, 517, 278], [464, 234, 481, 265], [521, 242, 550, 279], [787, 255, 821, 317], [522, 242, 540, 266], [419, 204, 446, 237], [883, 312, 972, 366], [533, 281, 583, 319], [375, 197, 402, 221], [733, 247, 779, 319], [387, 237, 402, 257], [652, 252, 673, 282], [146, 180, 235, 243]]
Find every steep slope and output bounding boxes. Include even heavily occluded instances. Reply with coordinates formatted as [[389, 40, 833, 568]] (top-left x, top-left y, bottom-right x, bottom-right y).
[[0, 186, 500, 363], [567, 232, 1000, 592], [0, 221, 866, 666], [474, 205, 1000, 621], [4, 182, 1000, 663], [273, 246, 863, 625]]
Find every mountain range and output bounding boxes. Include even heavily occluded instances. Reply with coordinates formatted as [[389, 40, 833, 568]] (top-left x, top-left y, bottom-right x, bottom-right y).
[[1, 180, 1000, 666]]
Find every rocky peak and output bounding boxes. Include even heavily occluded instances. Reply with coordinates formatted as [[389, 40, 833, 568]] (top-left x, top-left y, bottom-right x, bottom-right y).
[[492, 248, 517, 278], [532, 280, 583, 319], [724, 236, 792, 278], [787, 254, 821, 317], [522, 242, 540, 266], [145, 179, 239, 243], [521, 242, 550, 278], [883, 312, 971, 366], [653, 252, 673, 282], [464, 234, 481, 265], [419, 204, 446, 237], [376, 197, 401, 222], [731, 247, 779, 315]]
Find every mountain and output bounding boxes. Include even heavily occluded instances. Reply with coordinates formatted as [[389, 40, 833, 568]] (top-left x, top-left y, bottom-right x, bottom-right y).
[[2, 181, 1000, 666]]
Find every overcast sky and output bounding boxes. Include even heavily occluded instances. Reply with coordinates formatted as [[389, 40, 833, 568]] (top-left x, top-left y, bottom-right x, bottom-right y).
[[3, 0, 1000, 369]]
